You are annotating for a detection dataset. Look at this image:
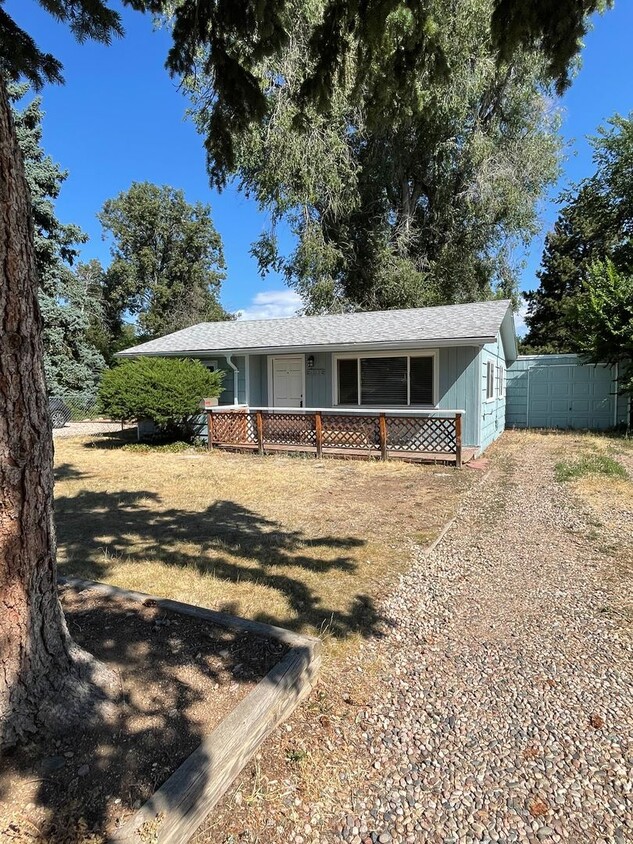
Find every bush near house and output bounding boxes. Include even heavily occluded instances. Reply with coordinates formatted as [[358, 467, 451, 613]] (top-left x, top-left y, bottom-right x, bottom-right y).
[[99, 357, 223, 441]]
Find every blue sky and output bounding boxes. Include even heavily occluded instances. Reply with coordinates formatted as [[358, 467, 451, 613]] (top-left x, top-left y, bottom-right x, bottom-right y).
[[9, 0, 633, 323]]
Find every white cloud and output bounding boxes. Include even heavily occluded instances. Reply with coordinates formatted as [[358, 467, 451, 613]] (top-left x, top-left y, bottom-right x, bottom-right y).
[[514, 302, 529, 337], [237, 290, 303, 321]]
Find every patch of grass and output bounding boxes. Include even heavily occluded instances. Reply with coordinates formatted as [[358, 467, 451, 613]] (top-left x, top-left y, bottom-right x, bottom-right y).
[[123, 441, 204, 454], [554, 453, 628, 483], [54, 437, 474, 660]]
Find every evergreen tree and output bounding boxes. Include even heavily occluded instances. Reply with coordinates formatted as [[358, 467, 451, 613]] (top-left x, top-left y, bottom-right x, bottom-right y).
[[10, 85, 105, 399], [523, 114, 633, 353], [98, 182, 232, 339]]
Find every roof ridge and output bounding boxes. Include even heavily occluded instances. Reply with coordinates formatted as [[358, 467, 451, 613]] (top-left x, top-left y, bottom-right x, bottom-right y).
[[226, 298, 511, 328]]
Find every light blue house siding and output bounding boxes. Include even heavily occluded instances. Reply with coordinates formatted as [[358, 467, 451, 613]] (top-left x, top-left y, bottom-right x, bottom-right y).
[[479, 334, 507, 451], [507, 354, 628, 430], [438, 347, 480, 448], [202, 347, 484, 448], [199, 355, 247, 405]]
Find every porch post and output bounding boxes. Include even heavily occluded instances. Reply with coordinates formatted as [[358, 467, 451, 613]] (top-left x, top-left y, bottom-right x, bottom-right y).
[[315, 410, 323, 458], [207, 411, 214, 451], [379, 413, 388, 461], [256, 410, 264, 455], [455, 412, 462, 468]]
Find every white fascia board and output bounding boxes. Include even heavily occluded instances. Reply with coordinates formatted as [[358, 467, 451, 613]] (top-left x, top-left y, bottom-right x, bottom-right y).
[[116, 337, 492, 358]]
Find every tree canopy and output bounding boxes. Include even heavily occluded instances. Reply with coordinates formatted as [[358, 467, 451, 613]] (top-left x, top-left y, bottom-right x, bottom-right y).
[[0, 0, 611, 185], [184, 0, 562, 313], [575, 259, 633, 404], [97, 181, 231, 341], [523, 114, 633, 352]]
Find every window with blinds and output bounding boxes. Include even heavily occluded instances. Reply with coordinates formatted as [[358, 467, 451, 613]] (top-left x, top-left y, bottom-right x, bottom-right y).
[[337, 358, 359, 404], [360, 357, 407, 405], [409, 356, 434, 405], [336, 354, 435, 406]]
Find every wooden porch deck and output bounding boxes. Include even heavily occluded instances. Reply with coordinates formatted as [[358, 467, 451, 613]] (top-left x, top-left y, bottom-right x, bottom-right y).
[[207, 407, 470, 467], [210, 440, 477, 465]]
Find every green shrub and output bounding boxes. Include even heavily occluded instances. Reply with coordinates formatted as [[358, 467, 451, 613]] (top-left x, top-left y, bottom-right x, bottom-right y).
[[122, 441, 204, 453], [99, 357, 223, 441], [555, 453, 628, 482]]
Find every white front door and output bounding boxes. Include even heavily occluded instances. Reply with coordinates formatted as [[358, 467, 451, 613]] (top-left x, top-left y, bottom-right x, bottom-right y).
[[272, 356, 304, 407]]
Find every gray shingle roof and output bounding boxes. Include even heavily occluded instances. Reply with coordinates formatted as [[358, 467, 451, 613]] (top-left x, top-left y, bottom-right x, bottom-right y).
[[118, 299, 514, 356]]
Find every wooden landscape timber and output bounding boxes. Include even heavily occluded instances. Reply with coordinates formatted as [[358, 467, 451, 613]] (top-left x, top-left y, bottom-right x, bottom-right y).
[[58, 577, 322, 844]]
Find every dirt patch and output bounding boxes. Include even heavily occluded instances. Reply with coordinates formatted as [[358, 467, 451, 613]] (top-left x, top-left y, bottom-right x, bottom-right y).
[[0, 586, 286, 843]]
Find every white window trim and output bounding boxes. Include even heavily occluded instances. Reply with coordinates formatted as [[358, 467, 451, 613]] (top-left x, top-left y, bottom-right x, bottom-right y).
[[485, 360, 495, 403], [496, 363, 506, 399], [331, 350, 439, 408], [267, 354, 306, 408]]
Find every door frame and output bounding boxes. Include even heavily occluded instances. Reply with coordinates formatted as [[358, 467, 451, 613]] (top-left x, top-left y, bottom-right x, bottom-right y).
[[267, 354, 306, 408]]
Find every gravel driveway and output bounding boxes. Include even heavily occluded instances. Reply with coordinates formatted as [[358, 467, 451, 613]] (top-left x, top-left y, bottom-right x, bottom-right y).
[[201, 433, 632, 844], [201, 432, 633, 844], [52, 421, 132, 439], [325, 436, 632, 844]]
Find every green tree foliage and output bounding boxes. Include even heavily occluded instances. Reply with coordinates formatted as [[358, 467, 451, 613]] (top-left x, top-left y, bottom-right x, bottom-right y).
[[97, 182, 231, 339], [1, 0, 609, 181], [10, 84, 105, 398], [523, 114, 633, 353], [98, 356, 223, 440], [184, 0, 562, 312], [70, 258, 137, 365], [575, 260, 633, 401]]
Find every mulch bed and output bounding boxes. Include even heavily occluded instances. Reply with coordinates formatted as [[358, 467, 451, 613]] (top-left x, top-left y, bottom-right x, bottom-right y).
[[0, 585, 287, 843]]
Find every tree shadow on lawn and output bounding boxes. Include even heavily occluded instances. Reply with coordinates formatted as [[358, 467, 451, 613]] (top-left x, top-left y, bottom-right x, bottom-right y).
[[0, 585, 288, 843], [54, 485, 384, 642]]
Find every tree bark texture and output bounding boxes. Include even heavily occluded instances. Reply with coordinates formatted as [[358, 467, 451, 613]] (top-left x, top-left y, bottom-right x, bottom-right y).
[[0, 79, 113, 750]]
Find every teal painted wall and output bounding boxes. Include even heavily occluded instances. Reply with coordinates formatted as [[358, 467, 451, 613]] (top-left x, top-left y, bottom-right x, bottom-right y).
[[507, 355, 626, 430], [305, 352, 332, 407], [241, 347, 481, 446], [198, 355, 246, 404], [248, 355, 268, 405], [437, 346, 480, 447], [480, 334, 507, 451]]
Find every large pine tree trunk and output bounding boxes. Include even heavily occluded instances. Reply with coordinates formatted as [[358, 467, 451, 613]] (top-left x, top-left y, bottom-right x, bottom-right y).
[[0, 79, 114, 750]]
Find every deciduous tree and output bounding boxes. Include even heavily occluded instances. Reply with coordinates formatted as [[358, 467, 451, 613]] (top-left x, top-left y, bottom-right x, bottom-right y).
[[575, 260, 633, 411], [185, 0, 562, 313], [98, 182, 231, 339]]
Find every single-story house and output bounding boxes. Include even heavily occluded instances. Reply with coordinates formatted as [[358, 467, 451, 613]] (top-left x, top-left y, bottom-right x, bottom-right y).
[[119, 299, 517, 464]]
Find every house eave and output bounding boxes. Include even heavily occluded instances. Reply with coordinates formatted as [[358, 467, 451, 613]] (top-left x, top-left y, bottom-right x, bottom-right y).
[[116, 336, 494, 358]]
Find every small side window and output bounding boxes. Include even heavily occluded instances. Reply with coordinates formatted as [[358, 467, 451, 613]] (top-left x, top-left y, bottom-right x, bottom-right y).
[[486, 360, 495, 400], [496, 365, 505, 398]]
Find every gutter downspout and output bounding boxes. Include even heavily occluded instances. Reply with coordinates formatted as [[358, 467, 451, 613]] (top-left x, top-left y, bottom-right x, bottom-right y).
[[226, 354, 239, 405]]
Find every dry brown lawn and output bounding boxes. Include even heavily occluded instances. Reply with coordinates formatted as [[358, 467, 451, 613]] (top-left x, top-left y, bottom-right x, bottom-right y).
[[54, 435, 473, 657]]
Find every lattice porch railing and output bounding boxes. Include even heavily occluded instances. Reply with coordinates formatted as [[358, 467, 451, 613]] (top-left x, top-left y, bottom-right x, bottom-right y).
[[208, 407, 464, 466]]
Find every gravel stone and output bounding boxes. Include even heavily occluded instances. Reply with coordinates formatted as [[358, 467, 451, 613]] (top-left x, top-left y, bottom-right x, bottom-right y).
[[329, 437, 633, 843]]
